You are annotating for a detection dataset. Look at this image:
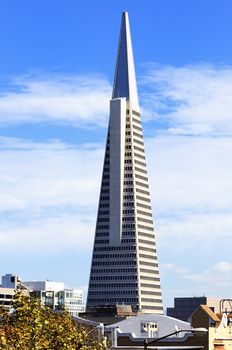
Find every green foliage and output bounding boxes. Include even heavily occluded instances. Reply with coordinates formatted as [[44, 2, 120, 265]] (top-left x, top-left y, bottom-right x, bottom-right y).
[[0, 291, 106, 350]]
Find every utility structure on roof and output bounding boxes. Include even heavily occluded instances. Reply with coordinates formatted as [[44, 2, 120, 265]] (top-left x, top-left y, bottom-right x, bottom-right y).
[[86, 12, 163, 314]]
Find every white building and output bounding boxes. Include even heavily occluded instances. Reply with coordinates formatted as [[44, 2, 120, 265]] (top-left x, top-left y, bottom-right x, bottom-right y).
[[86, 11, 163, 314], [0, 273, 28, 308], [24, 280, 85, 316]]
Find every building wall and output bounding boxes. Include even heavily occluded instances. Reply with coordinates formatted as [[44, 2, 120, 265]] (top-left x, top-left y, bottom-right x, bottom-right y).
[[167, 297, 223, 322]]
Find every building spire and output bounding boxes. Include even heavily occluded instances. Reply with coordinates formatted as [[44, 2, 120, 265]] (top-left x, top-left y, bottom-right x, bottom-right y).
[[112, 12, 139, 111]]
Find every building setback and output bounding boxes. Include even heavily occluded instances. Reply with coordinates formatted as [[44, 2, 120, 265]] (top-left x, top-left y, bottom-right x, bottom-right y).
[[86, 12, 163, 314]]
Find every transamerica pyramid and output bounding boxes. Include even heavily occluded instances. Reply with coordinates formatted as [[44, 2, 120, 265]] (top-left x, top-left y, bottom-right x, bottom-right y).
[[86, 12, 163, 314]]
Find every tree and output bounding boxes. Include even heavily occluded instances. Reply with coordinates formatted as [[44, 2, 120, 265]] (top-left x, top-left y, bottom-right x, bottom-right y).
[[0, 291, 107, 350]]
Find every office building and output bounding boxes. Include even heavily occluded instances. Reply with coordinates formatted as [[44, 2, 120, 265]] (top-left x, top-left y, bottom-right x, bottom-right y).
[[24, 280, 85, 316], [86, 12, 163, 314], [167, 297, 222, 322]]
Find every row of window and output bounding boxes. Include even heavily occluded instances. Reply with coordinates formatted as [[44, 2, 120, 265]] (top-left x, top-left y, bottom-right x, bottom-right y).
[[138, 239, 156, 246], [95, 232, 109, 237], [132, 110, 141, 117], [141, 290, 162, 296], [97, 218, 109, 222], [124, 202, 134, 207], [88, 297, 138, 303], [125, 152, 132, 157], [122, 217, 135, 222], [98, 211, 109, 216], [135, 174, 148, 182], [92, 260, 136, 266], [138, 232, 155, 240], [133, 124, 142, 132], [134, 138, 143, 146], [123, 188, 133, 193], [137, 217, 153, 224], [121, 238, 136, 244], [99, 203, 109, 208], [139, 246, 156, 253], [139, 253, 157, 260], [137, 210, 152, 217], [90, 275, 137, 281], [95, 232, 155, 239], [94, 246, 136, 252], [94, 239, 109, 244], [142, 306, 163, 310], [135, 159, 146, 167], [122, 223, 135, 229], [96, 224, 109, 230], [136, 195, 150, 202], [122, 231, 135, 236], [137, 202, 151, 210], [138, 224, 154, 231], [101, 189, 109, 194], [124, 194, 134, 200], [89, 283, 137, 288], [136, 181, 149, 189], [133, 131, 143, 139], [132, 117, 141, 125], [134, 152, 145, 160], [88, 290, 137, 296], [93, 253, 136, 259], [101, 190, 109, 195], [140, 261, 158, 267], [141, 298, 162, 303], [135, 166, 147, 174], [124, 173, 133, 178], [141, 276, 160, 282], [0, 294, 12, 299], [91, 268, 137, 274], [140, 268, 159, 274], [140, 283, 160, 289], [123, 209, 134, 214], [134, 145, 144, 153]]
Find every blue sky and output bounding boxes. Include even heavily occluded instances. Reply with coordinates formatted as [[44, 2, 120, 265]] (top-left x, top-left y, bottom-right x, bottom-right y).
[[0, 0, 232, 308]]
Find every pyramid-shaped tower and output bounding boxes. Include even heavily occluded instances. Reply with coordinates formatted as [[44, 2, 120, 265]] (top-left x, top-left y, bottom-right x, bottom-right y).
[[87, 12, 163, 314]]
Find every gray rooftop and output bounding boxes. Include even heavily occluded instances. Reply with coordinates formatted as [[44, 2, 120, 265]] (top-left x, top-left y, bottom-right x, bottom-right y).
[[106, 313, 191, 339]]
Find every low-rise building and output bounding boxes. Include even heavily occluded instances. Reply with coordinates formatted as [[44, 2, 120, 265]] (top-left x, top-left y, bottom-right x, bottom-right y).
[[0, 274, 29, 308], [167, 297, 222, 322], [106, 304, 232, 350], [24, 280, 85, 316]]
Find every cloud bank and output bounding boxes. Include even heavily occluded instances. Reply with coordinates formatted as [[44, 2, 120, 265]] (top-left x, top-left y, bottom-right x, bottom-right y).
[[141, 63, 232, 136], [0, 74, 111, 126]]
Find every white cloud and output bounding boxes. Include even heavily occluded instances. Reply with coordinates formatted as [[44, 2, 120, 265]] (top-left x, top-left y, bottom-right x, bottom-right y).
[[160, 263, 189, 275], [141, 64, 232, 135], [0, 136, 104, 211], [0, 213, 95, 251], [0, 74, 111, 126], [186, 262, 232, 288], [146, 135, 232, 215]]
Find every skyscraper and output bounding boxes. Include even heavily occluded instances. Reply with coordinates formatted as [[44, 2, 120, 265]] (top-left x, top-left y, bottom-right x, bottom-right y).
[[86, 12, 163, 314]]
